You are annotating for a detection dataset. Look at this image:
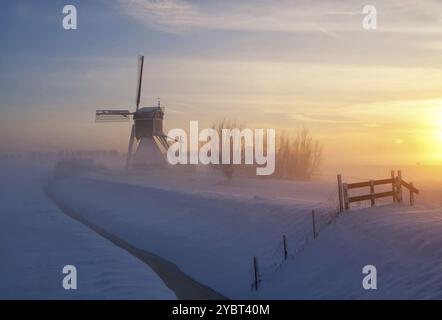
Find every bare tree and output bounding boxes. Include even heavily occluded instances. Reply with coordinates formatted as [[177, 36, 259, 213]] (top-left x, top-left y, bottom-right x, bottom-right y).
[[210, 121, 322, 181], [211, 119, 238, 179], [275, 128, 323, 180]]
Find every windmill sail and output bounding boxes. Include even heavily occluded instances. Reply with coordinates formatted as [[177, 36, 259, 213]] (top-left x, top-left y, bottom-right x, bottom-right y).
[[135, 55, 144, 111], [153, 135, 170, 154], [95, 110, 131, 122], [126, 124, 136, 169]]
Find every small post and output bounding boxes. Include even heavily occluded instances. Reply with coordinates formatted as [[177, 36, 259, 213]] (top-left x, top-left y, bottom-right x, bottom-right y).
[[253, 256, 259, 291], [391, 170, 396, 203], [337, 174, 344, 213], [397, 170, 403, 203], [343, 183, 349, 210], [312, 210, 317, 239], [410, 182, 415, 206], [282, 234, 288, 260], [370, 180, 375, 207]]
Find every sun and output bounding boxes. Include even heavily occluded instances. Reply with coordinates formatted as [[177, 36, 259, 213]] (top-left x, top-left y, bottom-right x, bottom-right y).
[[420, 103, 442, 164], [433, 110, 442, 142], [439, 114, 442, 141], [433, 105, 442, 141]]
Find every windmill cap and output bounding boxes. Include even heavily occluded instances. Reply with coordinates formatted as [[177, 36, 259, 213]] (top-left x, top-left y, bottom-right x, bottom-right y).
[[133, 106, 164, 119]]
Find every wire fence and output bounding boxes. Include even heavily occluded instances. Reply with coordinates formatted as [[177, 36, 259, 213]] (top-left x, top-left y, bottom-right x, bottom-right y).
[[250, 196, 341, 291], [250, 170, 421, 290]]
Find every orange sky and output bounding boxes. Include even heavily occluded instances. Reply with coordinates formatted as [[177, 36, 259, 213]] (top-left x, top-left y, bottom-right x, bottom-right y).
[[1, 1, 442, 166]]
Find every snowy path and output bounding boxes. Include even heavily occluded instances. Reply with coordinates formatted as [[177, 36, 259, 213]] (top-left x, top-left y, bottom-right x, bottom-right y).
[[0, 161, 175, 299]]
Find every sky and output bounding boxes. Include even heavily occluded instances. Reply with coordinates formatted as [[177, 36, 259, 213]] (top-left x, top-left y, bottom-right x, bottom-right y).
[[1, 0, 442, 166]]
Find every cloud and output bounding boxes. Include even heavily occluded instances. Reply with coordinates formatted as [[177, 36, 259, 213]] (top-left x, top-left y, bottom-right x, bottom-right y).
[[115, 0, 198, 33], [114, 0, 364, 34], [289, 113, 350, 124], [115, 0, 442, 35]]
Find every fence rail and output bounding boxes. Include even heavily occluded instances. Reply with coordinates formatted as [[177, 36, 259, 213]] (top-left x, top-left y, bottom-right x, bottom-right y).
[[337, 170, 419, 211], [401, 179, 419, 194], [347, 178, 393, 189], [348, 191, 395, 203]]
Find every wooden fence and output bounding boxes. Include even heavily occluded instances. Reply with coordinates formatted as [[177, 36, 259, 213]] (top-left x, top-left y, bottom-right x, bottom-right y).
[[337, 170, 419, 212]]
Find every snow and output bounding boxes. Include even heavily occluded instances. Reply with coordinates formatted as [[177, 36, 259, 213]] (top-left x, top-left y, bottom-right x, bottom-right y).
[[0, 160, 175, 299], [261, 204, 442, 299], [86, 166, 338, 206], [50, 163, 442, 299], [8, 155, 442, 299], [46, 167, 346, 299]]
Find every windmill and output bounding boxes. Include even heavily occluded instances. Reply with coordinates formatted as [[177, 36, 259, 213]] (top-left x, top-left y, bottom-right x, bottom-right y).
[[95, 55, 170, 169]]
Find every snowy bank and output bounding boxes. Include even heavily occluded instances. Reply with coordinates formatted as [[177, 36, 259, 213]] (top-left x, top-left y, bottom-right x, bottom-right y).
[[50, 167, 442, 299], [0, 161, 175, 299], [49, 171, 340, 299]]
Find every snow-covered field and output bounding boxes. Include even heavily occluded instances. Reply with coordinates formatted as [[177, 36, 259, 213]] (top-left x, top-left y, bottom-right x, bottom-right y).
[[0, 160, 175, 299], [4, 156, 442, 299], [47, 161, 442, 299]]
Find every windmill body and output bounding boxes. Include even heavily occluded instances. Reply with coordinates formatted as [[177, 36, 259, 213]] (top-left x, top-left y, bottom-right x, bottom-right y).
[[95, 56, 170, 169], [133, 106, 164, 138], [131, 106, 169, 168]]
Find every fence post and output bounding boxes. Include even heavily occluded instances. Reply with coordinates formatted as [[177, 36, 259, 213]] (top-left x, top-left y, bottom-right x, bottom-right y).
[[253, 256, 259, 291], [283, 234, 288, 260], [397, 170, 403, 203], [312, 210, 317, 239], [370, 180, 375, 207], [391, 170, 396, 203], [337, 174, 344, 213], [410, 182, 415, 206], [343, 183, 349, 210]]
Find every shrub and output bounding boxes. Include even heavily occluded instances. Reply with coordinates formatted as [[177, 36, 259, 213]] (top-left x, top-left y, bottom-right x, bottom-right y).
[[275, 128, 322, 180]]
